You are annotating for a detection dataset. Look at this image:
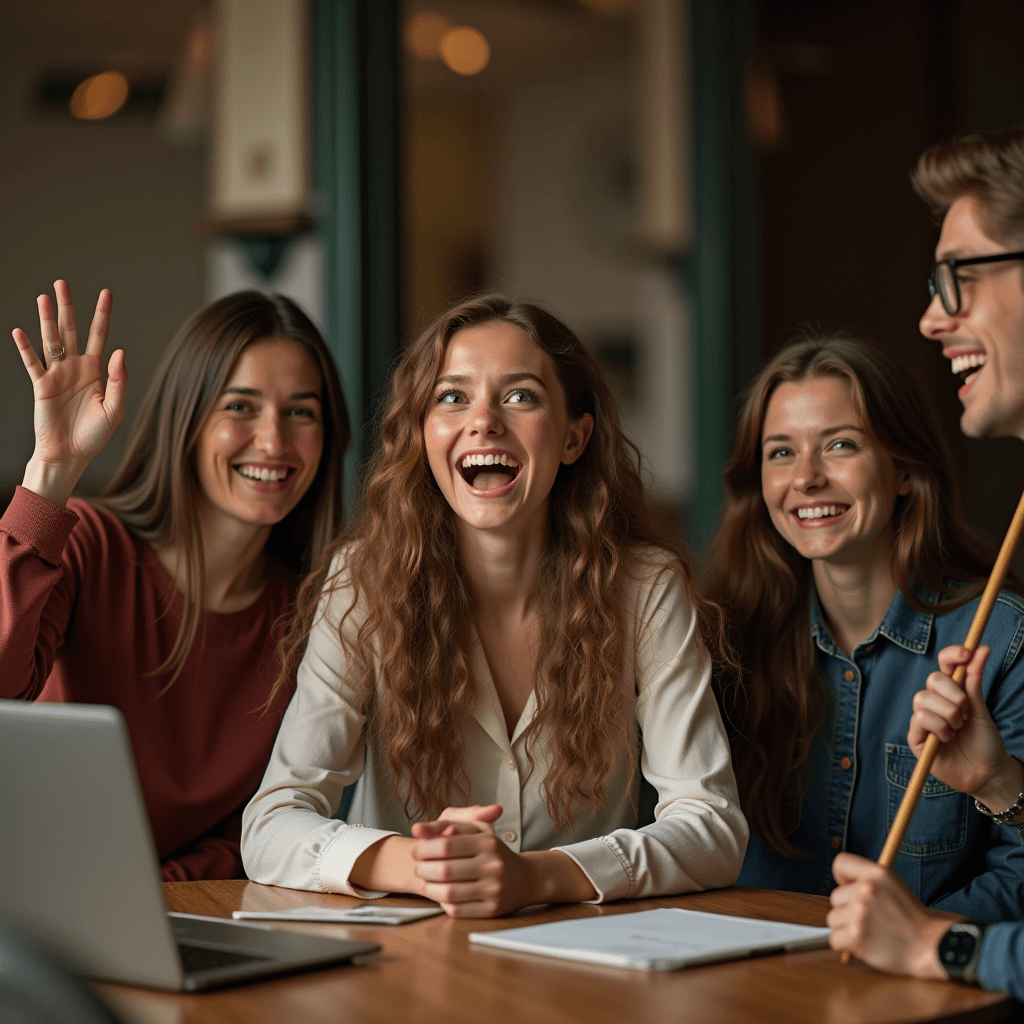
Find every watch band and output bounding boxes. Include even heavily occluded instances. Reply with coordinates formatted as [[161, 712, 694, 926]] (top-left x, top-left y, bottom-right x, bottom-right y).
[[938, 920, 990, 984]]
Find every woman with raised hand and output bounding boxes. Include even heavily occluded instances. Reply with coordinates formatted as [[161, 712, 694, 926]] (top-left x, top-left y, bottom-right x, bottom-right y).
[[706, 332, 1024, 920], [241, 294, 746, 916], [2, 281, 349, 880]]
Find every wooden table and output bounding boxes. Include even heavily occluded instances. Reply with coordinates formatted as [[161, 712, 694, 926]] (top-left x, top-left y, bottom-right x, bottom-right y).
[[96, 882, 1016, 1024]]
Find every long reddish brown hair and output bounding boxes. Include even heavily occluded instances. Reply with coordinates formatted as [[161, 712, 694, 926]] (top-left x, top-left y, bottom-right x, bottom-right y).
[[706, 332, 997, 859], [94, 291, 350, 688], [277, 294, 728, 828]]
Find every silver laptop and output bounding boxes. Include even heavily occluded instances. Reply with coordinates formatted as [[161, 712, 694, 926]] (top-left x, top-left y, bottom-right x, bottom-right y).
[[0, 700, 379, 991]]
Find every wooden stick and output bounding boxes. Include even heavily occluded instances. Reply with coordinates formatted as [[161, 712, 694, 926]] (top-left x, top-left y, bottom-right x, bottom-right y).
[[840, 486, 1024, 965]]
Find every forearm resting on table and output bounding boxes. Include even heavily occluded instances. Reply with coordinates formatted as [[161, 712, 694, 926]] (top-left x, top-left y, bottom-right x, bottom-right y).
[[350, 835, 423, 894], [520, 849, 598, 905]]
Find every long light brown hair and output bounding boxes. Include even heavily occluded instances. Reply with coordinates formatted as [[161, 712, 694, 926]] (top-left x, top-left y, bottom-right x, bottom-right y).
[[706, 332, 996, 859], [277, 294, 728, 829], [94, 291, 350, 687]]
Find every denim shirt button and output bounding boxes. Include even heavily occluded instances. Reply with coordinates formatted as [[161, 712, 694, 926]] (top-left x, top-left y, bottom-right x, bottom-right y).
[[829, 836, 841, 850], [840, 757, 852, 770], [843, 669, 855, 682]]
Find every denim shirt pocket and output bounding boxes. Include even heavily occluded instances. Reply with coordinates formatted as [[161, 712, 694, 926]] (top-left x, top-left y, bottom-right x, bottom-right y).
[[885, 743, 969, 856]]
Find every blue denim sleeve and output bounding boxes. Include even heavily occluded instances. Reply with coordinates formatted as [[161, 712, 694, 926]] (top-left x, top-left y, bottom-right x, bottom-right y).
[[931, 598, 1024, 921], [978, 922, 1024, 999]]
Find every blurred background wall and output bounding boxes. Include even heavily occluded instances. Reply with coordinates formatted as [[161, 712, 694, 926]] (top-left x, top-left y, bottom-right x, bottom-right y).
[[0, 3, 205, 496], [3, 0, 1024, 560]]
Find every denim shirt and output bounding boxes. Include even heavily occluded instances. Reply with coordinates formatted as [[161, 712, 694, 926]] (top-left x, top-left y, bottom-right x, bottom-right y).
[[737, 584, 1024, 921]]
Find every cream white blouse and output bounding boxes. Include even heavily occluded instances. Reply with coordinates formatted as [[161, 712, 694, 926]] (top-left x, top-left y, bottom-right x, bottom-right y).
[[241, 552, 748, 903]]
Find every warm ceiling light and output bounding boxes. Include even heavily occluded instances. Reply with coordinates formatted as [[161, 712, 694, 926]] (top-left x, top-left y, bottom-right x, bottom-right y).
[[440, 26, 490, 76], [405, 12, 453, 60], [69, 71, 130, 120], [576, 0, 636, 10]]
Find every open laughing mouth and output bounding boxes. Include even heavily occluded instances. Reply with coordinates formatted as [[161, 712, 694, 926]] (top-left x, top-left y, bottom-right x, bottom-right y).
[[234, 465, 295, 485], [792, 503, 850, 524], [950, 351, 987, 392], [457, 452, 522, 491]]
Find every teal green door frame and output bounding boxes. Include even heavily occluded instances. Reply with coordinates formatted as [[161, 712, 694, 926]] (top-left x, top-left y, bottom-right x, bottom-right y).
[[311, 0, 401, 501], [681, 0, 760, 550]]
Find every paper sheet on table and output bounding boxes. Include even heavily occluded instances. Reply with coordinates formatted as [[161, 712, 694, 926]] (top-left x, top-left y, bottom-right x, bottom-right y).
[[469, 908, 831, 971], [233, 905, 443, 925]]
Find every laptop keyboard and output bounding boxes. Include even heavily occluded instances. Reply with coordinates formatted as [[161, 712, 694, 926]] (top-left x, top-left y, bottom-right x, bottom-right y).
[[177, 942, 272, 974]]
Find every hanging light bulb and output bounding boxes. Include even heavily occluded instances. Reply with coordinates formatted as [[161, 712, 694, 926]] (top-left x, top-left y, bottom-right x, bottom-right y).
[[69, 72, 130, 120], [440, 26, 490, 76]]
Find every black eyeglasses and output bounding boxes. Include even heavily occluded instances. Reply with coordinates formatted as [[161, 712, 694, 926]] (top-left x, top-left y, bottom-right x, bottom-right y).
[[928, 250, 1024, 315]]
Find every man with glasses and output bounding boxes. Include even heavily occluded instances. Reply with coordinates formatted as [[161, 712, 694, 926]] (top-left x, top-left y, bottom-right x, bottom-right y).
[[828, 127, 1024, 998]]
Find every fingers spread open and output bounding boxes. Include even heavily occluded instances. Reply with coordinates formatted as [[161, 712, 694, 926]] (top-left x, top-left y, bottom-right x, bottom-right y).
[[103, 348, 128, 427], [85, 288, 112, 358], [37, 294, 60, 362], [53, 280, 79, 356], [12, 328, 45, 383]]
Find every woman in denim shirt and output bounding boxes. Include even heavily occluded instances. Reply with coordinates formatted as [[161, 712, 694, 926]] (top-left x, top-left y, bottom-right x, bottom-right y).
[[707, 333, 1024, 922]]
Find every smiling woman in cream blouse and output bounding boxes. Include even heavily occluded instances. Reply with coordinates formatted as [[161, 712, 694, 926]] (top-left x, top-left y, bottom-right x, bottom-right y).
[[242, 295, 747, 917]]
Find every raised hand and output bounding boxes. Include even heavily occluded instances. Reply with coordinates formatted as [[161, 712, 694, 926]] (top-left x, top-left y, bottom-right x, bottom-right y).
[[12, 280, 126, 506]]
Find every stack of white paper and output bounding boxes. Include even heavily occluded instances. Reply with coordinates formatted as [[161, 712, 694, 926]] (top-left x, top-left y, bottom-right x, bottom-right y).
[[469, 908, 831, 971]]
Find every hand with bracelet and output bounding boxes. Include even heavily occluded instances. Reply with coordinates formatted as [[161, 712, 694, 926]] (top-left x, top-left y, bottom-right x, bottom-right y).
[[909, 644, 1024, 834], [827, 641, 1024, 991]]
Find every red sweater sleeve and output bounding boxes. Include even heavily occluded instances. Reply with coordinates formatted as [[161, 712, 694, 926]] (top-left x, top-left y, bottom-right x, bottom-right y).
[[0, 487, 82, 700], [160, 805, 246, 882]]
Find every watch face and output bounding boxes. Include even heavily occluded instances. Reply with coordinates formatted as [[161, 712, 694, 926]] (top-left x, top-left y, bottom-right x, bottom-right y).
[[940, 931, 976, 968], [939, 922, 985, 982]]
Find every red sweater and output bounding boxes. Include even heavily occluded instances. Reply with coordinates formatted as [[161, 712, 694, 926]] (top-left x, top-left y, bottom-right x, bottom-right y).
[[0, 486, 294, 881]]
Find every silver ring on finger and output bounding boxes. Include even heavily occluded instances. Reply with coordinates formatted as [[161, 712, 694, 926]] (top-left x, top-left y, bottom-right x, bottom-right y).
[[49, 345, 65, 361]]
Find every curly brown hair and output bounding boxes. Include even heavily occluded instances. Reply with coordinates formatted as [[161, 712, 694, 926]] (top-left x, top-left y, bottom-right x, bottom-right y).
[[273, 294, 729, 829]]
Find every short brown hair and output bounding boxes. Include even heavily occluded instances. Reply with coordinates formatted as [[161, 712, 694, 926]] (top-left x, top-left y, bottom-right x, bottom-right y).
[[913, 127, 1024, 245]]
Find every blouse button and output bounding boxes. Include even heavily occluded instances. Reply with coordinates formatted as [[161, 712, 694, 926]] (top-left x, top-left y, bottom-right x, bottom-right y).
[[830, 836, 841, 850], [507, 758, 515, 769], [843, 669, 855, 682], [840, 757, 852, 770], [503, 830, 517, 843]]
